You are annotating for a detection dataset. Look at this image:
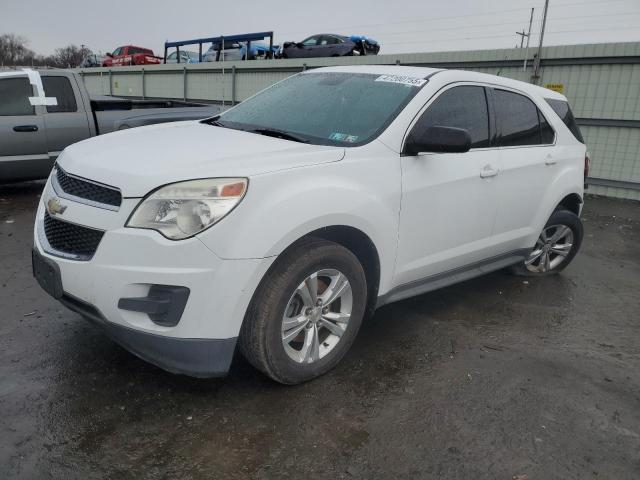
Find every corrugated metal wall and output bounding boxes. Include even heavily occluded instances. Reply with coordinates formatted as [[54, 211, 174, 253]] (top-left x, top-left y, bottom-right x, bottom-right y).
[[78, 42, 640, 200]]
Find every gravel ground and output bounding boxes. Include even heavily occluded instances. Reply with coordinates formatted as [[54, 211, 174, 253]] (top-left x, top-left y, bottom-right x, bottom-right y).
[[1, 182, 639, 480]]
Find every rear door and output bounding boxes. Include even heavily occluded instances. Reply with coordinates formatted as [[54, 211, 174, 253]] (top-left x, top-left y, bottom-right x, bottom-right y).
[[490, 88, 557, 251], [41, 73, 92, 159], [318, 36, 342, 56], [395, 84, 500, 286], [0, 74, 48, 181]]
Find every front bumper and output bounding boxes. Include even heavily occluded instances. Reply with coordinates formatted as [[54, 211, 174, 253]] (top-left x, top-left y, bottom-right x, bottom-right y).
[[34, 181, 274, 377], [60, 292, 237, 377]]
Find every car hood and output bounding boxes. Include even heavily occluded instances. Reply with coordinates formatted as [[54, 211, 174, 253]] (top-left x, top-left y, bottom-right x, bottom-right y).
[[58, 121, 344, 197]]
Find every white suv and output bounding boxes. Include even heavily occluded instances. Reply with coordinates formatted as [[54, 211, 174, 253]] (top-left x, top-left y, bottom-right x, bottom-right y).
[[33, 66, 587, 384]]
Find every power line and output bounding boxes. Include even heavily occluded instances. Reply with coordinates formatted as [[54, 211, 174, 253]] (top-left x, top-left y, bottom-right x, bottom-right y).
[[375, 11, 640, 39], [281, 8, 533, 36], [279, 0, 633, 37], [380, 25, 640, 46]]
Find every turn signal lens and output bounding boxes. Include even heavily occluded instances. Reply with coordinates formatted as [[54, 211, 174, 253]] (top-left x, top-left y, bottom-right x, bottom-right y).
[[220, 182, 246, 197]]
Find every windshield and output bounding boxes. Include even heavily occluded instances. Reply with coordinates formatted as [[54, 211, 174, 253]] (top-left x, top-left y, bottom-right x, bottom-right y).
[[216, 72, 426, 146]]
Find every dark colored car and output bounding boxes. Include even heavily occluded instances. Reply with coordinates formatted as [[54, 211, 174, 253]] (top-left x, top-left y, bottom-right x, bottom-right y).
[[280, 34, 380, 59]]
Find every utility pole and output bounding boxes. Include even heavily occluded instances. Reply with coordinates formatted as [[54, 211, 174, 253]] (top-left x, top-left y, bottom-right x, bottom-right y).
[[532, 0, 550, 83], [523, 7, 534, 71]]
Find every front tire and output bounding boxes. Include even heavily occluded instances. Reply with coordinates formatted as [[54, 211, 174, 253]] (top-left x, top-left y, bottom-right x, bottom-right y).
[[512, 209, 583, 276], [239, 239, 367, 384]]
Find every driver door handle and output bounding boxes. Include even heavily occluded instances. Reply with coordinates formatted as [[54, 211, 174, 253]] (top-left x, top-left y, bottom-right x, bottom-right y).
[[480, 164, 499, 178], [545, 154, 557, 165], [13, 125, 39, 132]]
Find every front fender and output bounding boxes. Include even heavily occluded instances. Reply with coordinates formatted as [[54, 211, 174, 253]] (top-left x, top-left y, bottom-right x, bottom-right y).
[[197, 160, 401, 293]]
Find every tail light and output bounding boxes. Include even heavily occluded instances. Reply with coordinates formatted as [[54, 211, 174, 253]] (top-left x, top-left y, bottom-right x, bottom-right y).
[[584, 151, 591, 189]]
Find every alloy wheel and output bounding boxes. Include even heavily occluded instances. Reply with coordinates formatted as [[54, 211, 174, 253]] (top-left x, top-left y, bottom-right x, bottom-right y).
[[281, 269, 353, 364], [525, 224, 574, 273]]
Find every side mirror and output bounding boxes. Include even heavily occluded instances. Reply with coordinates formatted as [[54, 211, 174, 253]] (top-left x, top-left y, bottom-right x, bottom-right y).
[[297, 43, 305, 48], [106, 52, 113, 58], [404, 126, 472, 156]]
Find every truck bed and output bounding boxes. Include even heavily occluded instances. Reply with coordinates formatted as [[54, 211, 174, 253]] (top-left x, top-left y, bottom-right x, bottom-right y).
[[90, 97, 222, 134]]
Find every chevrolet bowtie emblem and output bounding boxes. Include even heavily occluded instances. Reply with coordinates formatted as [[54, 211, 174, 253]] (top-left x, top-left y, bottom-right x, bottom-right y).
[[47, 197, 67, 216]]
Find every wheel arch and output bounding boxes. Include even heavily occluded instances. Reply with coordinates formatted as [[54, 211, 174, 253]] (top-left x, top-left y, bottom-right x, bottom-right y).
[[555, 192, 583, 215], [300, 226, 381, 319], [250, 225, 382, 322]]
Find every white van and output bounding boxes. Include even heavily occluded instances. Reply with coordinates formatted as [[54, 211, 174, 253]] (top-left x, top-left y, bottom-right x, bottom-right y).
[[33, 66, 588, 384]]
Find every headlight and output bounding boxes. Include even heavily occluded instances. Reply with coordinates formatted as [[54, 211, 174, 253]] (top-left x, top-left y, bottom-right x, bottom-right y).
[[126, 178, 247, 240]]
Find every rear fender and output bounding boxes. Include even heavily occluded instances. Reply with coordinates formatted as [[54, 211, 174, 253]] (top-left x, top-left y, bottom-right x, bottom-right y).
[[529, 165, 584, 245]]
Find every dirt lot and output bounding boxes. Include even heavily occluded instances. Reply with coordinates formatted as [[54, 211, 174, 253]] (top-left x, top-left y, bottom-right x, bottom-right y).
[[1, 182, 639, 480]]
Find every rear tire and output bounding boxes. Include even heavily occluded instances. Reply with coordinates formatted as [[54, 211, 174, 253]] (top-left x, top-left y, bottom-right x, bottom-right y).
[[239, 238, 367, 384], [511, 209, 583, 276]]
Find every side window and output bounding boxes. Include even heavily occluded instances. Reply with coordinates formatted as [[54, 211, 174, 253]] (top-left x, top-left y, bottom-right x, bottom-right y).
[[42, 77, 77, 113], [538, 109, 555, 144], [545, 98, 584, 143], [168, 52, 176, 60], [302, 36, 319, 46], [0, 78, 35, 116], [494, 89, 543, 146], [411, 85, 490, 148], [112, 47, 122, 56]]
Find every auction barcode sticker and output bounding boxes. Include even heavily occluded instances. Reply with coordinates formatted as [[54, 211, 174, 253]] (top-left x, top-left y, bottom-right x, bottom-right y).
[[375, 74, 427, 87]]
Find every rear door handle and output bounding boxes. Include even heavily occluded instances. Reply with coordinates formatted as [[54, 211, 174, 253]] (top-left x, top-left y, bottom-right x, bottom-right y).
[[480, 164, 499, 178], [13, 125, 39, 132], [545, 154, 557, 165]]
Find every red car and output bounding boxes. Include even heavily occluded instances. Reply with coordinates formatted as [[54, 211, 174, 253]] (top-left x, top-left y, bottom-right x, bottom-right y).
[[102, 45, 161, 67]]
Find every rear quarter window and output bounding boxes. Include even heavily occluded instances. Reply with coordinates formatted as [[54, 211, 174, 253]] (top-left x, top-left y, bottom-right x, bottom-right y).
[[545, 98, 584, 143]]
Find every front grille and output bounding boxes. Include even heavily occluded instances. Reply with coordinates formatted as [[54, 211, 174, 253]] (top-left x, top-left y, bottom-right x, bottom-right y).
[[55, 167, 122, 208], [43, 212, 105, 260]]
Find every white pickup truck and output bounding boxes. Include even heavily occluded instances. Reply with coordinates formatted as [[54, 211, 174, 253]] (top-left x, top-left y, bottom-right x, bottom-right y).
[[0, 69, 221, 182]]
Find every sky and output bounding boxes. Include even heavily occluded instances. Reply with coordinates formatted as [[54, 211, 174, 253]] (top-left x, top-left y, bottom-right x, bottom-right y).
[[1, 0, 639, 57]]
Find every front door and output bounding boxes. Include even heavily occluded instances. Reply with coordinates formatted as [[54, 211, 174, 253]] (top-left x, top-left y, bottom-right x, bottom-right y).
[[0, 74, 48, 181], [395, 84, 500, 287]]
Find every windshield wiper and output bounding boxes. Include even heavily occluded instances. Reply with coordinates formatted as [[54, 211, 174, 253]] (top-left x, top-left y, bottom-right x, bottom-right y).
[[249, 128, 309, 144], [203, 116, 226, 127]]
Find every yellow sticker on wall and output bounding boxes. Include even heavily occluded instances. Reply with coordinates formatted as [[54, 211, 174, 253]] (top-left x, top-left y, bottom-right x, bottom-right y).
[[545, 83, 564, 94]]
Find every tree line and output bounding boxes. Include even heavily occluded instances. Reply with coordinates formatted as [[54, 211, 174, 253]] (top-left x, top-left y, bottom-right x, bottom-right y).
[[0, 34, 91, 68]]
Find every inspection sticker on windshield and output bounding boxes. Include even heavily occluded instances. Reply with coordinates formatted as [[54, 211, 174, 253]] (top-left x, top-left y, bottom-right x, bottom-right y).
[[330, 132, 359, 143], [375, 74, 427, 87]]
